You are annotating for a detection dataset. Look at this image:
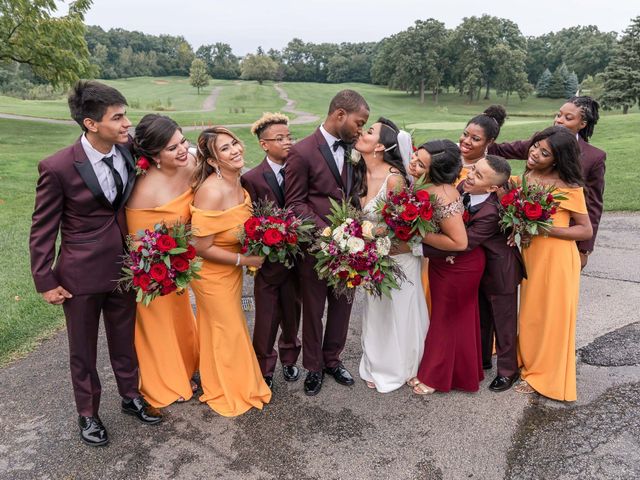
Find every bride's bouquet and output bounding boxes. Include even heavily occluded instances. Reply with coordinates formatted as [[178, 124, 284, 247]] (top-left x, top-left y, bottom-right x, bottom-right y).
[[313, 198, 406, 302], [376, 180, 437, 242], [119, 220, 202, 306], [499, 175, 567, 248], [239, 199, 316, 274]]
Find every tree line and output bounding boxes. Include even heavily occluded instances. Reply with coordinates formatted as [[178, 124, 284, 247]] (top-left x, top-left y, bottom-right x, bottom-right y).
[[0, 2, 638, 111]]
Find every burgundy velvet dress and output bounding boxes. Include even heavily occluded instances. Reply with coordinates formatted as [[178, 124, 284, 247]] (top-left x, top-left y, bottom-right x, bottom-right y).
[[416, 198, 486, 392]]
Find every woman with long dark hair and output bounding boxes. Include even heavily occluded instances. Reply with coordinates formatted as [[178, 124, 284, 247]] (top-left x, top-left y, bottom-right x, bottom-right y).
[[353, 118, 429, 393], [514, 126, 592, 401], [126, 114, 199, 407]]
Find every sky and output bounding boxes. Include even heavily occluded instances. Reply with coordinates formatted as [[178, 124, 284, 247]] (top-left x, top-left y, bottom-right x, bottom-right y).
[[77, 0, 638, 55]]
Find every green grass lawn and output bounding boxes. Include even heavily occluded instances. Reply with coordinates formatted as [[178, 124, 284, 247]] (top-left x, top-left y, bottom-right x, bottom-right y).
[[0, 78, 638, 363]]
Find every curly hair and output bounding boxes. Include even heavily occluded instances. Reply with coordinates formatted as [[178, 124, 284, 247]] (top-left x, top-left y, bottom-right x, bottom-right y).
[[250, 112, 289, 138]]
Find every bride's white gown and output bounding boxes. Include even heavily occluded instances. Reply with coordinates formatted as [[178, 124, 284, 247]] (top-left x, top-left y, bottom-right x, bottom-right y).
[[359, 174, 430, 393]]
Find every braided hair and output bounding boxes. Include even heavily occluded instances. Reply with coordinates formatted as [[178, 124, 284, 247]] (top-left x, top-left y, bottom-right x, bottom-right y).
[[566, 96, 600, 142]]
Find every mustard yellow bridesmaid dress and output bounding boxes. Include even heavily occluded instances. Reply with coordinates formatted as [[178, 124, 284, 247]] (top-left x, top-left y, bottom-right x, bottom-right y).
[[517, 187, 588, 401], [126, 190, 199, 407], [190, 190, 271, 416]]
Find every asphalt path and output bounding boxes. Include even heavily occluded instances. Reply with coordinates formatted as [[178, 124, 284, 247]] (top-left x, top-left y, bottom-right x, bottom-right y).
[[0, 212, 638, 479]]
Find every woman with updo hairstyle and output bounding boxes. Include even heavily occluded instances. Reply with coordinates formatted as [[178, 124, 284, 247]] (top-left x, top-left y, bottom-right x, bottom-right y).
[[126, 113, 199, 407], [514, 126, 592, 401], [406, 139, 487, 395], [189, 126, 271, 416], [489, 96, 605, 269], [352, 117, 429, 393], [458, 105, 507, 183]]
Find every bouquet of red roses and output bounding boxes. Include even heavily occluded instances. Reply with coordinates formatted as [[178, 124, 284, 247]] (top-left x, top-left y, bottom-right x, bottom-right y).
[[119, 220, 202, 305], [376, 181, 437, 242], [239, 200, 315, 273], [499, 175, 567, 248], [313, 198, 406, 302]]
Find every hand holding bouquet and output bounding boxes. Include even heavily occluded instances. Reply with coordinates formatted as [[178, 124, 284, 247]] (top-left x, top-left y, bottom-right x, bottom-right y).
[[376, 181, 437, 242], [239, 200, 315, 275], [119, 221, 202, 306], [313, 198, 406, 302], [499, 175, 567, 248]]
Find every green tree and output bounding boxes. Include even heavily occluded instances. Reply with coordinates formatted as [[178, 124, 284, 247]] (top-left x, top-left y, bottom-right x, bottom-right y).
[[547, 64, 569, 98], [196, 42, 240, 79], [240, 53, 277, 85], [189, 58, 209, 94], [565, 71, 579, 98], [535, 68, 552, 96], [601, 16, 640, 114], [491, 43, 531, 103], [0, 0, 95, 86]]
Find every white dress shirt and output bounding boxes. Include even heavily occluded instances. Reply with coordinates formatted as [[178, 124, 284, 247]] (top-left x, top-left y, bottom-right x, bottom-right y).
[[81, 134, 128, 203], [319, 124, 344, 174], [469, 192, 491, 207], [266, 156, 285, 186]]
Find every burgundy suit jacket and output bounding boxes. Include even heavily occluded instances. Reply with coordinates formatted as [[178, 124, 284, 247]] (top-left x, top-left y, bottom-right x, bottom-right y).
[[422, 188, 525, 295], [284, 128, 355, 229], [30, 138, 136, 295], [489, 136, 605, 252]]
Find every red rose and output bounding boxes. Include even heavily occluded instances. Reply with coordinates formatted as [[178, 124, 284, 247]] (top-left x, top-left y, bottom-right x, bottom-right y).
[[400, 203, 419, 221], [244, 217, 261, 239], [547, 193, 555, 203], [462, 210, 471, 223], [137, 273, 151, 291], [395, 225, 413, 241], [351, 274, 362, 286], [267, 216, 285, 224], [136, 157, 150, 171], [415, 189, 431, 203], [161, 278, 173, 287], [240, 245, 248, 254], [338, 270, 349, 279], [156, 234, 177, 252], [161, 283, 177, 295], [171, 255, 190, 272], [419, 204, 433, 221], [149, 262, 168, 281], [263, 228, 284, 246], [286, 233, 298, 245], [523, 201, 543, 220], [501, 190, 517, 207], [182, 244, 197, 260]]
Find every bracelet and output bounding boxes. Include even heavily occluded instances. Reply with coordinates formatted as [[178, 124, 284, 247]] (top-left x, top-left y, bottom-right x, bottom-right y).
[[235, 253, 241, 266]]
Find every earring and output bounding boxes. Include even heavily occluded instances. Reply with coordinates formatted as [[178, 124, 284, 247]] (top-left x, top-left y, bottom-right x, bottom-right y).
[[373, 151, 377, 159], [156, 161, 161, 169], [215, 165, 222, 179], [484, 147, 488, 157]]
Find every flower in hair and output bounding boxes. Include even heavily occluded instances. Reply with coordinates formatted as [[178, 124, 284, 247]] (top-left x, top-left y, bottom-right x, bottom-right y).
[[135, 156, 151, 176]]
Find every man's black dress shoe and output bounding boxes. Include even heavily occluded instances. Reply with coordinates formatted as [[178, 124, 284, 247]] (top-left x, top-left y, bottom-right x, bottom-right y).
[[122, 396, 162, 424], [78, 415, 108, 446], [304, 371, 324, 396], [324, 363, 355, 386], [489, 373, 519, 392], [282, 364, 300, 382], [263, 375, 273, 389]]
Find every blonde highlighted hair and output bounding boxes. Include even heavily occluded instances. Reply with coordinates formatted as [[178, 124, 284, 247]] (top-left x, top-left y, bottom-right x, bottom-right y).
[[250, 112, 289, 138], [191, 126, 243, 192]]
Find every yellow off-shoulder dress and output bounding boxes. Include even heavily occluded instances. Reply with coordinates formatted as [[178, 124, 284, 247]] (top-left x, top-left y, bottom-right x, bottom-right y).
[[126, 190, 199, 407], [190, 190, 271, 416], [517, 187, 588, 401]]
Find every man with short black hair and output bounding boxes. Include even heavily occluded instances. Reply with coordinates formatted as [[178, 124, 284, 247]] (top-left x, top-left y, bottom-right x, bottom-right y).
[[30, 80, 161, 447]]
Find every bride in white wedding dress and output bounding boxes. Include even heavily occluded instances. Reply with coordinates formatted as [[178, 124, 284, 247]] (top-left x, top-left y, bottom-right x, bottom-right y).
[[353, 118, 429, 393]]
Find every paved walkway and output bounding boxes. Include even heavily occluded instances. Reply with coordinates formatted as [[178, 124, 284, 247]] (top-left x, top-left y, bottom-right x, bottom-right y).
[[0, 212, 638, 479]]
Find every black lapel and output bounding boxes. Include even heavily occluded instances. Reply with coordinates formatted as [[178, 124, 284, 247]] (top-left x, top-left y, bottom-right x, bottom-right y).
[[318, 142, 344, 189], [263, 170, 284, 207], [345, 148, 353, 198], [74, 158, 113, 210], [117, 144, 136, 206]]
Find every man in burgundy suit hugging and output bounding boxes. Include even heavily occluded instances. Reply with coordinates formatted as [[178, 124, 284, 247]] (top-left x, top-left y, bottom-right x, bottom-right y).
[[285, 90, 369, 396], [29, 81, 161, 447], [241, 113, 302, 390], [423, 155, 525, 391]]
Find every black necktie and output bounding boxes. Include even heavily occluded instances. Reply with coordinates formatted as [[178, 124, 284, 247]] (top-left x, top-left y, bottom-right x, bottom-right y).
[[462, 192, 471, 210], [278, 167, 285, 191], [102, 155, 123, 206], [332, 139, 348, 152]]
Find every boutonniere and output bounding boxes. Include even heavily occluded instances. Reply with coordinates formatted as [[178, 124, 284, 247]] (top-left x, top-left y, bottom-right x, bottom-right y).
[[348, 150, 362, 166], [135, 156, 151, 176]]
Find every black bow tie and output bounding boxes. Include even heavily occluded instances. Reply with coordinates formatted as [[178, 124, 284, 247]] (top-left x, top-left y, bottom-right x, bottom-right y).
[[332, 139, 348, 152]]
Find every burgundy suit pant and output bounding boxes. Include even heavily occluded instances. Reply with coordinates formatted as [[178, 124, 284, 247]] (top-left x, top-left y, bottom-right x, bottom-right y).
[[62, 290, 139, 416], [479, 290, 518, 377]]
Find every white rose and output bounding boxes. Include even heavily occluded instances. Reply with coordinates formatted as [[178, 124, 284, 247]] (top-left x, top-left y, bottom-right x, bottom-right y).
[[332, 225, 345, 241], [321, 226, 331, 237], [346, 236, 365, 253], [320, 242, 328, 250], [345, 218, 353, 224], [376, 237, 391, 256], [361, 220, 375, 240]]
